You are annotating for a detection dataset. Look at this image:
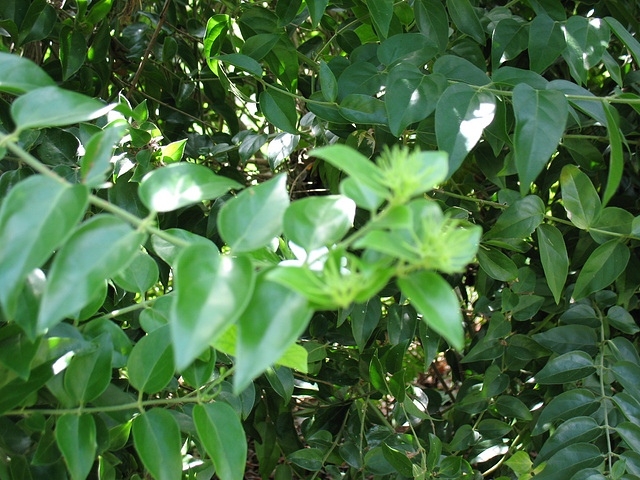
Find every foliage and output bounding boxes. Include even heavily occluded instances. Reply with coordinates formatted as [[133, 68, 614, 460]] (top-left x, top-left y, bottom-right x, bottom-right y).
[[0, 0, 640, 479]]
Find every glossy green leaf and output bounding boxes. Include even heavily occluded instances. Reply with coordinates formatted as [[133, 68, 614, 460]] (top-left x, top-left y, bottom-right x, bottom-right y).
[[80, 122, 127, 187], [259, 88, 298, 133], [306, 0, 328, 27], [127, 324, 174, 394], [365, 0, 393, 39], [60, 26, 87, 81], [613, 393, 640, 424], [235, 275, 312, 391], [382, 443, 414, 477], [533, 444, 602, 480], [547, 80, 607, 126], [212, 53, 263, 77], [171, 243, 255, 370], [203, 15, 229, 66], [607, 306, 640, 335], [477, 419, 512, 439], [435, 84, 496, 176], [612, 362, 640, 402], [288, 448, 324, 471], [0, 327, 40, 379], [446, 0, 485, 44], [37, 215, 144, 333], [589, 207, 633, 244], [602, 103, 623, 207], [433, 55, 491, 86], [377, 33, 438, 67], [536, 417, 602, 465], [11, 86, 113, 132], [17, 0, 56, 46], [513, 84, 568, 193], [0, 51, 55, 94], [241, 34, 280, 61], [55, 414, 96, 480], [535, 351, 596, 384], [351, 297, 382, 351], [217, 174, 289, 252], [533, 325, 598, 356], [398, 271, 464, 350], [414, 0, 449, 53], [492, 18, 528, 67], [486, 195, 545, 239], [0, 362, 53, 415], [267, 132, 300, 170], [561, 16, 610, 86], [276, 0, 302, 27], [194, 402, 247, 480], [132, 408, 182, 480], [537, 224, 569, 304], [560, 165, 601, 229], [605, 17, 640, 66], [113, 251, 159, 294], [386, 66, 446, 137], [533, 389, 598, 435], [139, 162, 241, 212], [573, 240, 629, 300], [477, 248, 518, 282], [319, 60, 337, 102], [494, 395, 532, 421], [157, 139, 187, 164], [150, 228, 215, 267], [0, 175, 88, 319], [64, 335, 112, 404], [283, 195, 355, 251], [339, 177, 385, 211], [338, 94, 388, 125]]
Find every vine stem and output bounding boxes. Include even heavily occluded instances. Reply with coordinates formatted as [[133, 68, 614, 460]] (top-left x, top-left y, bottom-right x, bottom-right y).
[[308, 409, 350, 480], [597, 308, 615, 475], [91, 297, 158, 321]]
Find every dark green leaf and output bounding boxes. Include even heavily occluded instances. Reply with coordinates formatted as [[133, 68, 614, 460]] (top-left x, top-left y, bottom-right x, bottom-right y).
[[0, 175, 88, 319], [267, 132, 299, 170], [477, 248, 518, 282], [112, 251, 159, 294], [435, 84, 496, 175], [605, 17, 640, 66], [446, 0, 484, 44], [477, 419, 512, 439], [338, 94, 388, 125], [365, 0, 393, 39], [59, 26, 87, 81], [560, 164, 601, 230], [381, 443, 414, 477], [306, 0, 328, 27], [414, 0, 449, 53], [55, 414, 96, 480], [241, 34, 280, 61], [0, 52, 55, 94], [377, 33, 438, 66], [602, 102, 623, 207], [194, 402, 247, 480], [398, 271, 464, 350], [64, 335, 112, 404], [607, 306, 640, 335], [536, 417, 602, 465], [486, 195, 545, 239], [573, 240, 629, 300], [217, 174, 290, 252], [492, 18, 528, 67], [433, 55, 491, 86], [139, 162, 241, 212], [276, 0, 302, 27], [171, 244, 255, 370], [494, 396, 532, 421], [37, 215, 144, 333], [532, 325, 598, 356], [259, 89, 298, 133], [150, 229, 214, 267], [319, 60, 337, 102], [618, 422, 640, 454], [80, 122, 127, 187], [132, 408, 182, 480], [351, 297, 382, 351], [537, 224, 569, 304], [212, 53, 263, 77], [11, 86, 113, 132], [127, 324, 174, 394], [561, 16, 609, 85], [535, 351, 596, 385], [533, 444, 602, 480], [513, 84, 568, 193], [288, 448, 323, 471]]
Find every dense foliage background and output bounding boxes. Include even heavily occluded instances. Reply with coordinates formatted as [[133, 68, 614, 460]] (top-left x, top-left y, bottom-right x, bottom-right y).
[[1, 0, 640, 479]]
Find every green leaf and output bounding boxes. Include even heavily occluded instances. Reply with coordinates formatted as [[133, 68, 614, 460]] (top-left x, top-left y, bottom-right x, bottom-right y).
[[351, 297, 382, 351], [365, 0, 393, 39], [536, 417, 602, 465], [435, 84, 496, 176], [306, 0, 328, 28], [276, 0, 302, 27], [127, 324, 174, 394], [377, 33, 438, 67], [386, 66, 446, 137], [338, 94, 388, 125], [433, 55, 491, 86], [288, 448, 324, 471], [112, 251, 159, 294], [217, 174, 289, 252], [607, 306, 640, 335], [194, 403, 247, 480], [139, 162, 241, 213], [605, 17, 640, 66], [547, 80, 607, 126], [382, 443, 414, 477], [492, 18, 528, 68], [535, 351, 596, 384], [537, 224, 569, 304], [11, 86, 113, 132], [612, 362, 640, 401], [132, 408, 182, 480], [446, 0, 484, 44], [533, 444, 602, 480], [513, 84, 568, 193], [414, 0, 449, 53], [477, 248, 518, 282], [398, 271, 464, 350], [203, 15, 229, 67], [55, 414, 96, 480], [267, 132, 300, 170], [37, 215, 144, 333], [0, 362, 53, 415], [319, 60, 337, 102], [64, 334, 112, 404], [486, 195, 545, 239], [241, 34, 280, 61], [283, 195, 355, 251], [212, 53, 263, 77], [259, 88, 298, 133], [80, 122, 127, 187], [533, 389, 598, 435], [573, 240, 629, 300], [602, 103, 623, 207], [505, 451, 533, 476], [561, 16, 610, 86], [560, 165, 601, 229], [171, 244, 255, 370], [0, 175, 88, 319], [0, 52, 55, 94], [150, 229, 214, 267], [59, 25, 87, 81], [494, 395, 532, 421], [477, 419, 512, 439], [532, 325, 598, 356], [157, 139, 187, 164]]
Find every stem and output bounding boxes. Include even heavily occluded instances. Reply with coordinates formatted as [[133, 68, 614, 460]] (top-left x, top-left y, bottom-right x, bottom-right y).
[[91, 298, 158, 322], [309, 410, 350, 480], [597, 308, 614, 475]]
